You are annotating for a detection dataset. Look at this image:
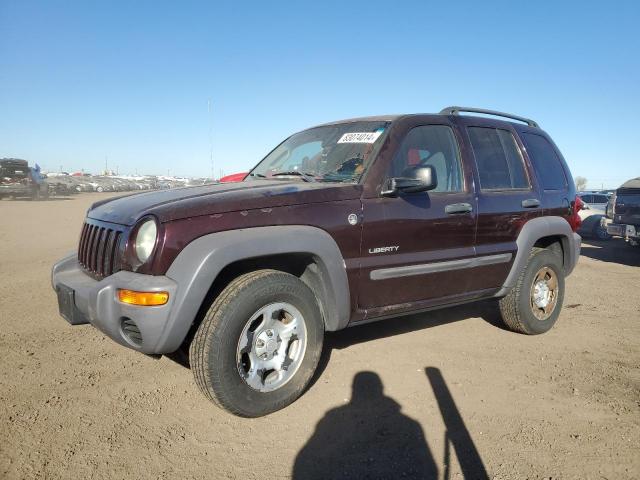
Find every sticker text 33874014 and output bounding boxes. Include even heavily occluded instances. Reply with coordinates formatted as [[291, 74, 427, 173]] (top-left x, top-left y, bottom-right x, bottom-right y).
[[337, 131, 383, 144]]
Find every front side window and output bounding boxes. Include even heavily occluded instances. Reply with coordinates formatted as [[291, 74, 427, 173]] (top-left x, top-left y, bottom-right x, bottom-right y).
[[389, 125, 463, 192], [521, 132, 567, 191], [248, 121, 389, 183], [468, 127, 529, 190]]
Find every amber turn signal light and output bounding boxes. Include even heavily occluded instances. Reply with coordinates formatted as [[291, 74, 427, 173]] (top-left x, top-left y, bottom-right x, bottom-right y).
[[117, 289, 169, 306]]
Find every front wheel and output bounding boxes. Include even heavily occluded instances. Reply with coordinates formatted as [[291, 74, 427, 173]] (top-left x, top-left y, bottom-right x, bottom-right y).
[[498, 247, 565, 335], [189, 270, 324, 417]]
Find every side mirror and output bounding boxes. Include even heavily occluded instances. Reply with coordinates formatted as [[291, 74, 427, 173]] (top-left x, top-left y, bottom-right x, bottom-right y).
[[382, 166, 438, 196]]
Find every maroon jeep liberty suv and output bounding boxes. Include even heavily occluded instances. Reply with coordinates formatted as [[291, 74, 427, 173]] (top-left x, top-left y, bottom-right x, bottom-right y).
[[52, 107, 582, 417]]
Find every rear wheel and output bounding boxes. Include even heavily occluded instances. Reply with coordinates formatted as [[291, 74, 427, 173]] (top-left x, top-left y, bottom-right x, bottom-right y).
[[498, 247, 565, 335], [189, 269, 324, 417]]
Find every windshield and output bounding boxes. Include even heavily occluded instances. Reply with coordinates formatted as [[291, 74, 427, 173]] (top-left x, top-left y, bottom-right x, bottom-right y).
[[617, 194, 640, 205], [248, 121, 389, 183]]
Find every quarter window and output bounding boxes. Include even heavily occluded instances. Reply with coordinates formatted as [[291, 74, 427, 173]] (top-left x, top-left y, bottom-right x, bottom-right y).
[[390, 125, 463, 192], [467, 127, 529, 190], [521, 133, 567, 191]]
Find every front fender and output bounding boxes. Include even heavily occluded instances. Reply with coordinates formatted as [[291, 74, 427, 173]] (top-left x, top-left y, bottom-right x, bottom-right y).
[[154, 226, 350, 353]]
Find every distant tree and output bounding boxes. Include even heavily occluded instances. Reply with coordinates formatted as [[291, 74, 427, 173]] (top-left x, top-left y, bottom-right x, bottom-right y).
[[575, 176, 587, 191]]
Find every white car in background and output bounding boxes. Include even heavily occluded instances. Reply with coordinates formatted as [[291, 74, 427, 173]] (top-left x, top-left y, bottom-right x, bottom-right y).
[[578, 192, 611, 240], [578, 193, 610, 212]]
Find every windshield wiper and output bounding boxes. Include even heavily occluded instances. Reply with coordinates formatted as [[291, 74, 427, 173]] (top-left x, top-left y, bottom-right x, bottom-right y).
[[247, 172, 266, 178], [271, 171, 316, 182]]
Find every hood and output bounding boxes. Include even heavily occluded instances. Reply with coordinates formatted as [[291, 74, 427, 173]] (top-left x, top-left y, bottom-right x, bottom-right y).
[[87, 180, 362, 225]]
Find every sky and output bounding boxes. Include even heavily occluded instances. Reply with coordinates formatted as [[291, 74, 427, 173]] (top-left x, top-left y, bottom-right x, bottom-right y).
[[1, 1, 638, 188]]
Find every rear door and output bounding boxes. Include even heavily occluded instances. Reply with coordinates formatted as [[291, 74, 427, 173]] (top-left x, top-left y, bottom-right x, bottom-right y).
[[358, 119, 477, 312], [459, 120, 542, 292]]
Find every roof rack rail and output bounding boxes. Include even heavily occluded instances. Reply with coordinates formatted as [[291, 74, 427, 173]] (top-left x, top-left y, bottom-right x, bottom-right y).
[[439, 106, 539, 128]]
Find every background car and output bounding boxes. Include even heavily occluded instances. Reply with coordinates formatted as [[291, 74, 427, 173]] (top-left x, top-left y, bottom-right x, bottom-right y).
[[578, 192, 610, 211], [578, 192, 611, 240], [219, 172, 248, 183]]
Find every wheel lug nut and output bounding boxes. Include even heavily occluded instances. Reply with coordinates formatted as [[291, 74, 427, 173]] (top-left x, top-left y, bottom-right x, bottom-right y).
[[256, 339, 264, 347], [266, 330, 273, 337]]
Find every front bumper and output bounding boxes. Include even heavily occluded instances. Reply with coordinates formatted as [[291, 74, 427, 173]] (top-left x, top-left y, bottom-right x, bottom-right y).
[[51, 254, 178, 354]]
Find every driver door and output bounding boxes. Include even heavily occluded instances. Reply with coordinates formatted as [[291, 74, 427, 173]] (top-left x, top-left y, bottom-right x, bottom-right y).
[[358, 121, 477, 312]]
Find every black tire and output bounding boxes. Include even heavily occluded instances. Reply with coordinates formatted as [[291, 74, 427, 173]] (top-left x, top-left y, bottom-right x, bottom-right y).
[[189, 269, 324, 417], [498, 247, 565, 335], [592, 222, 610, 240]]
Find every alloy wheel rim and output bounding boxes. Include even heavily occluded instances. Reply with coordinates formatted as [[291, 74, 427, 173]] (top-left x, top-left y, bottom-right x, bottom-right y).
[[530, 266, 559, 321], [236, 302, 307, 392]]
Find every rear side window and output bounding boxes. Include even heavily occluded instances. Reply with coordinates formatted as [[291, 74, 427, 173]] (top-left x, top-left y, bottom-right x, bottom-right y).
[[521, 133, 567, 191], [467, 127, 529, 190]]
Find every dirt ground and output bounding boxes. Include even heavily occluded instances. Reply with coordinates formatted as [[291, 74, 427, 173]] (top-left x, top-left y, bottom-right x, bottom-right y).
[[1, 193, 638, 480]]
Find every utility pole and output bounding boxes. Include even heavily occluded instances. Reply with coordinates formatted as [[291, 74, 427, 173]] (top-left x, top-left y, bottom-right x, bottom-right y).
[[208, 98, 214, 180]]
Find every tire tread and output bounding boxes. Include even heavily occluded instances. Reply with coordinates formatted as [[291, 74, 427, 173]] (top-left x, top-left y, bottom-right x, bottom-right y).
[[499, 247, 545, 335]]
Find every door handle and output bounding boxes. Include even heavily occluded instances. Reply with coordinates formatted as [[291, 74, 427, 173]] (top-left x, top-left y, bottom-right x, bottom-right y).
[[521, 198, 541, 208], [445, 202, 473, 214]]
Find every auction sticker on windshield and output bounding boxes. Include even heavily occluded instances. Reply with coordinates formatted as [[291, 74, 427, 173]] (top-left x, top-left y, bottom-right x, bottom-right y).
[[337, 131, 383, 144]]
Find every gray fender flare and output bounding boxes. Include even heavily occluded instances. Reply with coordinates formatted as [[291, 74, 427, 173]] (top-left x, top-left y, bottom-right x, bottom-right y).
[[495, 216, 581, 297], [155, 226, 350, 353]]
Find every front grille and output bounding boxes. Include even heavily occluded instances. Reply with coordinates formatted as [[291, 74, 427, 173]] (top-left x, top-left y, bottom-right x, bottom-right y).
[[78, 221, 124, 279]]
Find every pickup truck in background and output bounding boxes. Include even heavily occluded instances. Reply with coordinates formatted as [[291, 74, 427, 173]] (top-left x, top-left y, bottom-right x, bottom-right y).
[[604, 177, 640, 247], [0, 158, 49, 200]]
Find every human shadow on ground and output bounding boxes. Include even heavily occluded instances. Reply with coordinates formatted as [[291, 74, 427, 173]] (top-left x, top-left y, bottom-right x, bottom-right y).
[[426, 367, 488, 480], [293, 369, 488, 480], [293, 371, 438, 479]]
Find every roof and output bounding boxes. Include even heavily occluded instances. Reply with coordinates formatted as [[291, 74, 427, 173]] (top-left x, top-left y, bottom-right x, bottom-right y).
[[620, 177, 640, 189], [311, 107, 540, 130]]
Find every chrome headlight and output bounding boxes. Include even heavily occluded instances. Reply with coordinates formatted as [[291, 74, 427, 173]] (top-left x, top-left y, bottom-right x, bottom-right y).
[[134, 218, 157, 263]]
